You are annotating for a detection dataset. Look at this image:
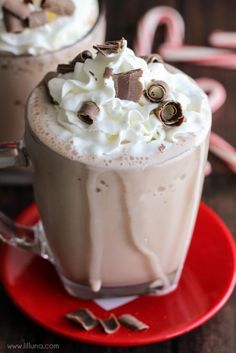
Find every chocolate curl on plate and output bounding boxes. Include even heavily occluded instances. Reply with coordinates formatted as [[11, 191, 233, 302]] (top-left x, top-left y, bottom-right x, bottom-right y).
[[70, 50, 93, 64], [41, 0, 75, 16], [77, 101, 100, 125], [28, 10, 48, 28], [93, 38, 125, 56], [98, 314, 120, 334], [112, 69, 143, 102], [119, 314, 149, 331], [65, 308, 98, 331], [57, 63, 75, 74], [2, 8, 24, 33], [153, 100, 184, 127], [3, 0, 30, 20], [144, 80, 169, 103]]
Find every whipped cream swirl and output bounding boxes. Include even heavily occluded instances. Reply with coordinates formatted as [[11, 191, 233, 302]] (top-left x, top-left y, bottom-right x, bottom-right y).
[[0, 0, 99, 55], [47, 39, 211, 158]]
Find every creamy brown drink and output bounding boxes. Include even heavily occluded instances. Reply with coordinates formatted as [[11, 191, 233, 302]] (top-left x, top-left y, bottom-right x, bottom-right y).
[[26, 39, 211, 298], [0, 0, 105, 142]]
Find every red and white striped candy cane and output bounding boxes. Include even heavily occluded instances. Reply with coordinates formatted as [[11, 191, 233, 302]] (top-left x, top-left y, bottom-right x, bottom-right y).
[[196, 78, 236, 173], [209, 31, 236, 49], [196, 78, 227, 114], [135, 6, 185, 56]]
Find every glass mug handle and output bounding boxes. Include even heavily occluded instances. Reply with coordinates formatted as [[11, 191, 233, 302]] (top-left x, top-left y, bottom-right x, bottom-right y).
[[0, 140, 53, 262]]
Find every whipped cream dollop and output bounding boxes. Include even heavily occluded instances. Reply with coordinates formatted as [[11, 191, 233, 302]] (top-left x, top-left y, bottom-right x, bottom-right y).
[[0, 0, 99, 55], [44, 39, 211, 160]]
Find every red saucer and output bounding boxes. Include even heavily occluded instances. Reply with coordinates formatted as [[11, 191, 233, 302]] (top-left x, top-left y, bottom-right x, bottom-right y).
[[1, 203, 235, 346]]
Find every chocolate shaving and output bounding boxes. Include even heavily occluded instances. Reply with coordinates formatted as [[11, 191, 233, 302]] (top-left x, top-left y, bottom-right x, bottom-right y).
[[93, 38, 124, 56], [3, 0, 30, 20], [112, 69, 143, 102], [42, 71, 58, 104], [28, 10, 48, 28], [41, 0, 75, 16], [42, 71, 58, 86], [144, 80, 168, 103], [65, 308, 98, 331], [103, 67, 113, 79], [71, 50, 93, 64], [77, 101, 100, 125], [99, 314, 120, 334], [153, 100, 184, 127], [3, 8, 24, 33], [159, 144, 166, 153], [119, 314, 149, 331], [146, 54, 164, 64], [57, 63, 75, 74]]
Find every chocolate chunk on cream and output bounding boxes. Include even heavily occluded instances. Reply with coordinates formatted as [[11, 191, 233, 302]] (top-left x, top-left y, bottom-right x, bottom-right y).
[[77, 101, 100, 125], [41, 0, 75, 16], [3, 0, 30, 20], [93, 39, 124, 56], [112, 69, 143, 102], [2, 8, 24, 33]]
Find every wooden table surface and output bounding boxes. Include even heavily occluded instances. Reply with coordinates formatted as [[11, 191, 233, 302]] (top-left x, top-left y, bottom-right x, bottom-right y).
[[0, 0, 235, 352]]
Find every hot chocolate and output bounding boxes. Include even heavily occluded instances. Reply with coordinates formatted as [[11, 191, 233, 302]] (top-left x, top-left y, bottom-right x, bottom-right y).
[[26, 39, 211, 297]]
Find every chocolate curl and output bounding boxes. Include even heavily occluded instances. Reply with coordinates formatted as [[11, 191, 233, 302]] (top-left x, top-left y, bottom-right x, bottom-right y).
[[65, 308, 98, 331], [112, 69, 143, 102], [3, 0, 30, 20], [93, 38, 125, 56], [119, 314, 149, 331], [153, 100, 184, 127], [41, 0, 75, 16], [57, 63, 75, 74], [28, 10, 48, 28], [42, 71, 58, 104], [103, 67, 113, 79], [99, 315, 120, 334], [146, 54, 164, 64], [71, 50, 93, 64], [144, 80, 169, 103], [77, 102, 100, 125], [3, 8, 24, 33], [159, 143, 166, 153]]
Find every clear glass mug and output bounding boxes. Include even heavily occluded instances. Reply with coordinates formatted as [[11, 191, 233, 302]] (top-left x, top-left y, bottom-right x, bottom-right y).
[[0, 0, 106, 143], [0, 120, 210, 299]]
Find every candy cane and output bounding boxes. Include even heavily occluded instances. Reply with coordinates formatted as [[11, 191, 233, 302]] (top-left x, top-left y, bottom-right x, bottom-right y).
[[159, 45, 236, 69], [209, 31, 236, 49], [135, 6, 185, 56], [209, 133, 236, 173], [195, 78, 227, 114], [196, 79, 236, 172]]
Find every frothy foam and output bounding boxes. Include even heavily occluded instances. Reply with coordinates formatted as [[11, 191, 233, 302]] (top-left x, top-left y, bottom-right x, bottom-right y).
[[27, 84, 206, 169]]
